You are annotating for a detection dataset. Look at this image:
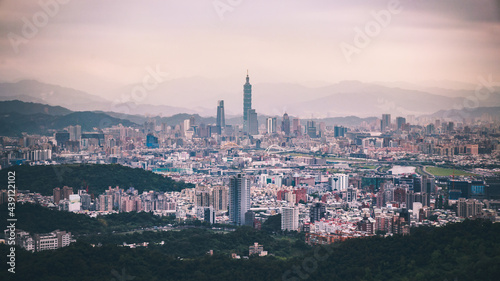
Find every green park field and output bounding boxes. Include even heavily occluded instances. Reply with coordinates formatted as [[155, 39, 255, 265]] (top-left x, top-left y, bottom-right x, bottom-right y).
[[425, 166, 476, 177]]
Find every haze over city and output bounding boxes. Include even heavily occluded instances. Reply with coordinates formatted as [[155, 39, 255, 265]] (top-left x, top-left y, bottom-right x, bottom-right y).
[[1, 0, 499, 117], [2, 1, 500, 281]]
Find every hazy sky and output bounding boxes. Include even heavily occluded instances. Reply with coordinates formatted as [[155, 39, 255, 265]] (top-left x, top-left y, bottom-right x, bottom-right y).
[[1, 0, 499, 96]]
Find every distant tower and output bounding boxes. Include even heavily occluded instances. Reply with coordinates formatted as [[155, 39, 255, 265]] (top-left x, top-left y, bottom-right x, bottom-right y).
[[248, 109, 258, 135], [243, 71, 252, 133], [292, 118, 301, 136], [266, 117, 277, 134], [229, 174, 250, 226], [309, 202, 326, 223], [216, 100, 225, 131], [282, 113, 290, 136], [381, 114, 391, 132], [306, 120, 317, 138], [396, 116, 406, 130], [281, 206, 299, 231]]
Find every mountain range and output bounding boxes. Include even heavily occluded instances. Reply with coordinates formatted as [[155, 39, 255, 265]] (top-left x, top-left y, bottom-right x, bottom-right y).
[[2, 79, 498, 118], [0, 103, 135, 136]]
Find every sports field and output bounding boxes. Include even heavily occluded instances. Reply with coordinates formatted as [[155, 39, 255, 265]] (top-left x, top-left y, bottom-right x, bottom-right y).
[[425, 166, 476, 177]]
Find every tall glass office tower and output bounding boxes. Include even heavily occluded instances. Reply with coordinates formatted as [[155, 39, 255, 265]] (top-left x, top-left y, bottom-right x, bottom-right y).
[[229, 174, 250, 226], [243, 72, 252, 133]]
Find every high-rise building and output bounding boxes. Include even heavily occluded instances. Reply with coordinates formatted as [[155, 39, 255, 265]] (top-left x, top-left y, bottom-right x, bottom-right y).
[[204, 207, 215, 224], [195, 189, 211, 207], [98, 194, 113, 212], [266, 117, 277, 134], [143, 119, 156, 134], [334, 126, 346, 138], [282, 113, 290, 135], [426, 123, 435, 135], [68, 125, 82, 141], [357, 216, 374, 234], [448, 122, 454, 132], [245, 210, 255, 227], [310, 202, 326, 223], [183, 119, 191, 133], [68, 194, 81, 212], [53, 187, 61, 204], [212, 185, 228, 211], [216, 100, 225, 133], [248, 109, 258, 135], [281, 206, 299, 231], [306, 120, 317, 138], [80, 193, 91, 210], [292, 118, 301, 136], [243, 72, 252, 133], [318, 122, 326, 137], [146, 134, 159, 148], [62, 186, 73, 200], [329, 174, 348, 191], [346, 187, 357, 202], [457, 198, 483, 218], [229, 174, 250, 226], [55, 131, 70, 148], [396, 117, 406, 130], [381, 114, 391, 132]]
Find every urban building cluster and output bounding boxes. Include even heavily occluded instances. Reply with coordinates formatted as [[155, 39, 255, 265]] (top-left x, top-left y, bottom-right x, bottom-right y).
[[1, 73, 500, 248]]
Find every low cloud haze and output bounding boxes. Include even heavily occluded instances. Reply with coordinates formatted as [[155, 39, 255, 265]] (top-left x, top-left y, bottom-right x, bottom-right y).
[[0, 0, 499, 111]]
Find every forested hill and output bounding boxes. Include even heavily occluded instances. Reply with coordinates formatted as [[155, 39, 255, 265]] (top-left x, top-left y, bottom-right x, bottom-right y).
[[0, 164, 193, 195], [0, 100, 72, 115], [0, 220, 498, 280], [0, 111, 136, 136]]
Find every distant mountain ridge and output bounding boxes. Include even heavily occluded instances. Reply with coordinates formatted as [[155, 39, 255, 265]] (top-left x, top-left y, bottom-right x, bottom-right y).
[[0, 80, 194, 116], [425, 106, 500, 121], [2, 79, 499, 118], [1, 100, 499, 137], [0, 100, 72, 115], [0, 80, 108, 111], [0, 101, 136, 136]]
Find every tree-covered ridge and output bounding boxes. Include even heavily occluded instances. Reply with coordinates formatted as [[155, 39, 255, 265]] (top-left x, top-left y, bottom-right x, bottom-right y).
[[307, 220, 500, 281], [0, 111, 136, 136], [0, 100, 72, 116], [0, 164, 193, 195], [0, 204, 176, 235], [79, 226, 309, 259], [0, 204, 306, 258], [1, 220, 499, 281]]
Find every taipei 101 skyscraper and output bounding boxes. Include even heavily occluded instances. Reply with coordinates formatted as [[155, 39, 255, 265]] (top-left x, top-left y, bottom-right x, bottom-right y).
[[242, 70, 252, 133]]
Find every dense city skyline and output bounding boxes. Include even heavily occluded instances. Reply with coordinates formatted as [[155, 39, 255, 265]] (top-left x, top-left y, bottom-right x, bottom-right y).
[[1, 1, 500, 280]]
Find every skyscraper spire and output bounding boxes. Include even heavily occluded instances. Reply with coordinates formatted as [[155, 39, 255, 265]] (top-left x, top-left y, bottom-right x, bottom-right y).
[[243, 71, 252, 133]]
